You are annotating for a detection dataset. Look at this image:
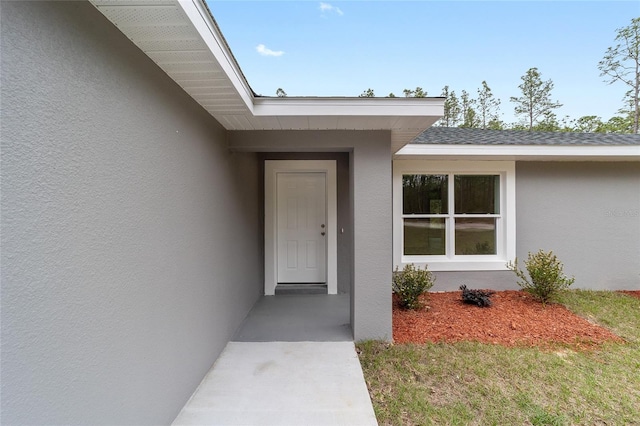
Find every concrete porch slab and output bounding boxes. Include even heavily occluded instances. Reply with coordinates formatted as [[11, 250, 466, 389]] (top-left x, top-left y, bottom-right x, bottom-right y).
[[172, 341, 378, 426], [232, 294, 352, 342]]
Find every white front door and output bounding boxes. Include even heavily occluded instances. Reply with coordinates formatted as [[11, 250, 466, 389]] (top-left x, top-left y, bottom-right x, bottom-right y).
[[276, 172, 327, 283], [265, 160, 337, 296]]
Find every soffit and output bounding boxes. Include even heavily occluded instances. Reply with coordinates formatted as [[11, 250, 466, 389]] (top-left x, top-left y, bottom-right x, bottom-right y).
[[89, 0, 443, 150]]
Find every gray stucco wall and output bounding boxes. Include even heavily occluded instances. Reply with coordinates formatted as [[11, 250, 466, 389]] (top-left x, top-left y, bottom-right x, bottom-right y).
[[1, 2, 262, 424], [433, 161, 640, 291], [431, 271, 514, 292], [230, 131, 393, 341], [516, 162, 640, 290]]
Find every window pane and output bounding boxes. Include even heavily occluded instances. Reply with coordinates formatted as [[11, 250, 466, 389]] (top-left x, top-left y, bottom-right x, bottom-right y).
[[403, 174, 448, 214], [455, 218, 496, 255], [454, 175, 499, 214], [404, 218, 446, 255]]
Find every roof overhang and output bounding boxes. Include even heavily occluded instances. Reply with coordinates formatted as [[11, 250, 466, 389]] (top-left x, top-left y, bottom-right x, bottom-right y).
[[395, 144, 640, 161], [89, 0, 443, 152]]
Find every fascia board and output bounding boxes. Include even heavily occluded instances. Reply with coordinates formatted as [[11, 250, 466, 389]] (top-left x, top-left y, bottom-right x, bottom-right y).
[[395, 144, 640, 160], [252, 98, 445, 117], [178, 0, 255, 112]]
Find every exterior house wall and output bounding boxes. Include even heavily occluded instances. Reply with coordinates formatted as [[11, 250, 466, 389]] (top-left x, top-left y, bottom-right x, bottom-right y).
[[430, 271, 514, 292], [1, 2, 262, 425], [425, 161, 640, 291], [229, 130, 393, 341], [516, 162, 640, 290]]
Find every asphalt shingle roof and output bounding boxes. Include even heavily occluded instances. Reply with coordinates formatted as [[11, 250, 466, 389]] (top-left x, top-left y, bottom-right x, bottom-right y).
[[412, 127, 640, 146]]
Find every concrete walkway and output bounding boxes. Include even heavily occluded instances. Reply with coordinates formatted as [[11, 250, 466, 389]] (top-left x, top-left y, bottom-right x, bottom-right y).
[[172, 294, 378, 425]]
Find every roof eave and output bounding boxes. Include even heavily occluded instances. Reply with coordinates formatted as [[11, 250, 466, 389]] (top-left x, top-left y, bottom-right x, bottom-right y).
[[177, 0, 256, 111], [89, 0, 443, 151]]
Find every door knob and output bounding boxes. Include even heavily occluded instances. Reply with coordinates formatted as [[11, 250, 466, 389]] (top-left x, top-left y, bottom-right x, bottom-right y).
[[321, 224, 325, 228], [321, 232, 325, 236]]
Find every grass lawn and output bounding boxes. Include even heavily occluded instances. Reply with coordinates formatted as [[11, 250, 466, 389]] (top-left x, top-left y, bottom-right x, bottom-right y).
[[357, 290, 640, 425]]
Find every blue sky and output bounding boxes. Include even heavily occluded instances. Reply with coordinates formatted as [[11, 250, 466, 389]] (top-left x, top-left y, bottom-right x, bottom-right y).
[[208, 1, 639, 124]]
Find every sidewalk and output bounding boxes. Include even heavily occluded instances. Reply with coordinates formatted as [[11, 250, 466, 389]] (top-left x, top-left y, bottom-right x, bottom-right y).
[[172, 294, 378, 425], [172, 341, 377, 425]]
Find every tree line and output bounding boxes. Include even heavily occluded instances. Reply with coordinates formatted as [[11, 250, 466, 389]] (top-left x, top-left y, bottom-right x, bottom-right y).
[[276, 17, 639, 134]]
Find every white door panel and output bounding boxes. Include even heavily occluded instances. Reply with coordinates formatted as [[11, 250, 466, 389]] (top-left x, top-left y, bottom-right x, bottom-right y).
[[277, 172, 326, 283]]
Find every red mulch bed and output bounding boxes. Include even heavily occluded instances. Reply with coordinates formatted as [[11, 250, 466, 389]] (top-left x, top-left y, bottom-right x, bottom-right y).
[[619, 290, 640, 300], [393, 291, 624, 349]]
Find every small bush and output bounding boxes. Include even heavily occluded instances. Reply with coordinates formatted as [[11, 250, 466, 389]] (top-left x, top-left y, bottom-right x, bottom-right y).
[[507, 250, 575, 304], [392, 263, 435, 310], [460, 285, 495, 307]]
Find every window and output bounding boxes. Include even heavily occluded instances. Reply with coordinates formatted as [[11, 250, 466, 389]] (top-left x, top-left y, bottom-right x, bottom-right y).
[[394, 161, 515, 271]]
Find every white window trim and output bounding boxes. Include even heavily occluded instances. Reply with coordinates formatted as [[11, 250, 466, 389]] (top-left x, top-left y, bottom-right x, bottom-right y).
[[393, 160, 516, 271]]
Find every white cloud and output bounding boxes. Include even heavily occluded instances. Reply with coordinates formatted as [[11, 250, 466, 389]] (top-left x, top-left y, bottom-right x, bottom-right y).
[[255, 44, 284, 57], [319, 2, 343, 16]]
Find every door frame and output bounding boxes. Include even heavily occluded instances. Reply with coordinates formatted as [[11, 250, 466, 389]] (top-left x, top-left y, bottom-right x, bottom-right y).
[[265, 160, 337, 296]]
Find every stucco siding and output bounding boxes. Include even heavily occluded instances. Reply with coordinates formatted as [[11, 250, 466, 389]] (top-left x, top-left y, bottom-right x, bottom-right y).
[[431, 271, 514, 292], [352, 140, 393, 340], [516, 162, 640, 291], [1, 2, 261, 425]]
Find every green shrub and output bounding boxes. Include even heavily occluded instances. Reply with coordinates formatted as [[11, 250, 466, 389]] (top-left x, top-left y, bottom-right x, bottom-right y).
[[507, 250, 575, 304], [392, 263, 435, 310]]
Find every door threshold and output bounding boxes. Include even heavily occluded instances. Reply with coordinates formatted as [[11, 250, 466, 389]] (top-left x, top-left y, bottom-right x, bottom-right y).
[[275, 284, 328, 295]]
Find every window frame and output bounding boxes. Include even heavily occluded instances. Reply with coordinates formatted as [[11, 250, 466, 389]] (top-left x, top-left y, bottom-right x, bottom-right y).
[[393, 160, 516, 271]]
